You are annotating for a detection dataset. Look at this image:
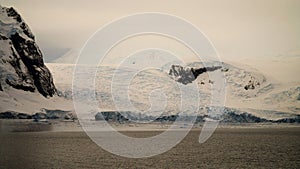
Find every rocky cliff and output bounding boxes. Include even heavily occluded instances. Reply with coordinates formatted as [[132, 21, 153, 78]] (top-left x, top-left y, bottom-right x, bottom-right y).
[[0, 6, 56, 97]]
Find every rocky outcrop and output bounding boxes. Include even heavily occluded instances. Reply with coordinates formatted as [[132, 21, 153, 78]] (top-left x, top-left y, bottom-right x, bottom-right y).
[[0, 109, 75, 120], [0, 6, 56, 97], [0, 111, 20, 119], [0, 111, 32, 119], [275, 115, 300, 123], [95, 111, 130, 122], [168, 64, 222, 85], [221, 111, 269, 123], [39, 109, 74, 119], [93, 107, 296, 123], [155, 114, 179, 122], [244, 76, 260, 90]]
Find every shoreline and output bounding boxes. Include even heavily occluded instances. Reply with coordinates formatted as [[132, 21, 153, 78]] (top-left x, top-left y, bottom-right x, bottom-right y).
[[1, 119, 300, 133]]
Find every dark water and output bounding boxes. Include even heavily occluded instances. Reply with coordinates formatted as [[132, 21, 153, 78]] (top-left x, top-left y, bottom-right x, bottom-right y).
[[0, 128, 299, 169]]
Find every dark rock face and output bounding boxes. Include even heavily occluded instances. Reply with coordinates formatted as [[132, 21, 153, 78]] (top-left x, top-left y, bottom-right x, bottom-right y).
[[275, 115, 300, 123], [168, 65, 195, 84], [6, 7, 22, 23], [221, 111, 269, 123], [169, 65, 222, 85], [0, 6, 56, 97], [244, 76, 260, 90], [155, 114, 179, 122], [6, 7, 34, 40], [17, 113, 32, 119], [0, 111, 19, 119], [191, 66, 222, 79], [1, 34, 36, 92], [297, 94, 300, 101], [10, 33, 56, 96], [41, 109, 73, 119], [0, 109, 75, 120], [95, 111, 130, 123], [0, 111, 32, 119], [32, 112, 47, 119]]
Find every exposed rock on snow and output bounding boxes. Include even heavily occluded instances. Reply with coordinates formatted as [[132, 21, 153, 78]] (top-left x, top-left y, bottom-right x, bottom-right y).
[[46, 61, 299, 120], [95, 111, 130, 122], [0, 111, 32, 119], [168, 64, 222, 85], [32, 112, 47, 119], [244, 76, 261, 90], [93, 108, 300, 123], [275, 115, 300, 123], [0, 6, 56, 97], [39, 109, 74, 120], [0, 111, 19, 119], [0, 109, 76, 120]]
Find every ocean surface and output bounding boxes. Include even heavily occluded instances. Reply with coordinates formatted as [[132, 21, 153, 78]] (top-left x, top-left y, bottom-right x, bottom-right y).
[[0, 127, 299, 168]]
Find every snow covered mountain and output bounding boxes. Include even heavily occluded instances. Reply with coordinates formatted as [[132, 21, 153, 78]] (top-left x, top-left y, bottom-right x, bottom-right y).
[[0, 6, 298, 122], [0, 6, 74, 114], [46, 60, 300, 121], [0, 6, 56, 97]]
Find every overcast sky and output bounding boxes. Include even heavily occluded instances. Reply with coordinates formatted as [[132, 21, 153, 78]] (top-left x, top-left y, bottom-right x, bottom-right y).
[[1, 0, 300, 62]]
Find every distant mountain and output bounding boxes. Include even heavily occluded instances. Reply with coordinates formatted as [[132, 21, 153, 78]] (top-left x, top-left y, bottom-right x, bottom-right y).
[[43, 47, 71, 63], [0, 6, 56, 97], [93, 108, 300, 124], [47, 59, 300, 121], [1, 106, 298, 124], [51, 48, 79, 64]]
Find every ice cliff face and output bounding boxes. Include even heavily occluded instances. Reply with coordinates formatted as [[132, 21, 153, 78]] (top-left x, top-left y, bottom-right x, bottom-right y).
[[0, 6, 56, 97]]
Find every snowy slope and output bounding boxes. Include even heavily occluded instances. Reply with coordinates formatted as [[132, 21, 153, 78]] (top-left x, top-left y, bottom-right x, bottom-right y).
[[46, 61, 300, 120]]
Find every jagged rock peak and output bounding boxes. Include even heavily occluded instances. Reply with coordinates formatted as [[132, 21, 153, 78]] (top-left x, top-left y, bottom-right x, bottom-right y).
[[0, 6, 56, 97]]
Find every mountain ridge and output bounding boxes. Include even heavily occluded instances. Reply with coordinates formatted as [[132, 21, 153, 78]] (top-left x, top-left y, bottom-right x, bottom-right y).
[[0, 6, 56, 97]]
